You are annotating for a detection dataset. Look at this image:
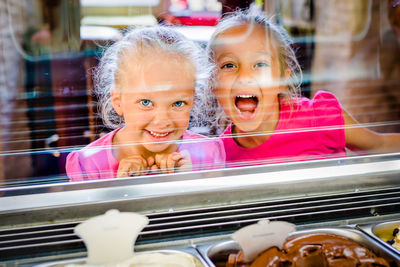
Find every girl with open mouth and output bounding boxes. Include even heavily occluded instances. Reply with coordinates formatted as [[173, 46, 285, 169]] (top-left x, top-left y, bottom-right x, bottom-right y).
[[206, 8, 400, 167]]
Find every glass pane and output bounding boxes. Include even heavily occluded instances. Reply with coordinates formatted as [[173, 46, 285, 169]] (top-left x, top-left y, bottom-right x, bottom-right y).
[[0, 0, 399, 187]]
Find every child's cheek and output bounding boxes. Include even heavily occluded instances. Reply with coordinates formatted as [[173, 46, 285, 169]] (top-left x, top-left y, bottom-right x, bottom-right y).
[[214, 87, 228, 102], [258, 70, 274, 88]]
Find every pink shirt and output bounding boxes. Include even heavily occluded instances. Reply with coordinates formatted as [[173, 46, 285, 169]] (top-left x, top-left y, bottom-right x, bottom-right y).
[[221, 91, 346, 167], [66, 129, 225, 181]]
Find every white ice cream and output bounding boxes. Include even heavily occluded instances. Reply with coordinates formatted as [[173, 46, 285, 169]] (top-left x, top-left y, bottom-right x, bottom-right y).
[[68, 209, 201, 267]]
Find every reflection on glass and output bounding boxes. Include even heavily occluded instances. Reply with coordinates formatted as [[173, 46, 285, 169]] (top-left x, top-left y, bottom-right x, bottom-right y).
[[165, 0, 221, 26], [0, 0, 399, 186]]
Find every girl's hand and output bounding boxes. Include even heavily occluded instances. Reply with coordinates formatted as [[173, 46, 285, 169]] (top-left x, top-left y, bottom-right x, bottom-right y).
[[146, 156, 160, 174], [154, 152, 183, 174], [117, 155, 148, 178], [175, 150, 193, 173], [150, 151, 192, 174]]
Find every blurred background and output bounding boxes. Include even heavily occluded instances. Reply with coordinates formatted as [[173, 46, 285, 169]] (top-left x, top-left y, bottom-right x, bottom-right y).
[[0, 0, 399, 186]]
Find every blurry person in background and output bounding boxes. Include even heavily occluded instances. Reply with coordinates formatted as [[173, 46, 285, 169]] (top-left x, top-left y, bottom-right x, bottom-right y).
[[0, 1, 33, 182], [25, 0, 81, 55], [388, 0, 400, 36], [311, 0, 400, 135], [379, 0, 400, 128]]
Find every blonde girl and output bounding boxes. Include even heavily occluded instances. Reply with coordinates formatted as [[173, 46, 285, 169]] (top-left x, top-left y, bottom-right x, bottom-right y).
[[66, 26, 225, 181]]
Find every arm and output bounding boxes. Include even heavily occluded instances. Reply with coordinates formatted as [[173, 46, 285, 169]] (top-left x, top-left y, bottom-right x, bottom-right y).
[[344, 109, 400, 152]]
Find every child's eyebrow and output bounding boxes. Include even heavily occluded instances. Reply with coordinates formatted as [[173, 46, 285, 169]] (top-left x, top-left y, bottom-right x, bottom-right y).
[[217, 52, 272, 62], [171, 96, 192, 101], [216, 53, 237, 61], [254, 52, 273, 59]]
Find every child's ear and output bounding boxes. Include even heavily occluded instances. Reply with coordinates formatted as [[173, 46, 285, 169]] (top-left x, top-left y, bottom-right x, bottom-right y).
[[110, 88, 123, 116]]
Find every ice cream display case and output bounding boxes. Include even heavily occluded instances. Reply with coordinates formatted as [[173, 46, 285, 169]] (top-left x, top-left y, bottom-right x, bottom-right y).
[[1, 152, 400, 266]]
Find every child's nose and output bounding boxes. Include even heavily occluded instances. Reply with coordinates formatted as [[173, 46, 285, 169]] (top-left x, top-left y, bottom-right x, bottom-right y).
[[152, 109, 172, 127], [235, 68, 255, 87]]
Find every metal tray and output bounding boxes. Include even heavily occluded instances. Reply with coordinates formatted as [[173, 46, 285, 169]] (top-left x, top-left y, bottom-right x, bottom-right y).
[[35, 248, 208, 266], [357, 220, 400, 257], [196, 227, 400, 267]]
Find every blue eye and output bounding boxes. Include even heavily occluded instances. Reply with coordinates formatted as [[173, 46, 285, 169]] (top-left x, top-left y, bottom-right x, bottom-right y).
[[140, 99, 152, 106], [255, 62, 269, 68], [173, 101, 185, 107], [221, 63, 235, 69]]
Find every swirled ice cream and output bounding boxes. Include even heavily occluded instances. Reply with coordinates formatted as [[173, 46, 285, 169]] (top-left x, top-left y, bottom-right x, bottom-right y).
[[224, 232, 389, 267]]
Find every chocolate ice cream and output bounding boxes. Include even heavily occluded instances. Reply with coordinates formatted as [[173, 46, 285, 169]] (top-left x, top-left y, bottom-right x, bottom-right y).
[[224, 233, 389, 267]]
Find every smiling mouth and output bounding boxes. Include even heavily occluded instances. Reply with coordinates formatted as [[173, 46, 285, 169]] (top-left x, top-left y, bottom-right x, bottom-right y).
[[235, 94, 259, 114], [147, 130, 171, 138]]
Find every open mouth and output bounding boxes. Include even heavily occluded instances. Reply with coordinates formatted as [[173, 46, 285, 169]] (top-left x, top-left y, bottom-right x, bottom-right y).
[[235, 94, 259, 115]]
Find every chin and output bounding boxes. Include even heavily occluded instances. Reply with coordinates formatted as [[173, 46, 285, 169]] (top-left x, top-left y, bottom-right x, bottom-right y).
[[230, 112, 262, 133], [144, 144, 171, 154], [233, 120, 262, 133]]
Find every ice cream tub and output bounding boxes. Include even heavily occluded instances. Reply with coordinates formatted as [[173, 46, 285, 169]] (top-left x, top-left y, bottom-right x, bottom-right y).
[[35, 210, 208, 266], [35, 248, 208, 267], [357, 220, 400, 256], [197, 226, 400, 267]]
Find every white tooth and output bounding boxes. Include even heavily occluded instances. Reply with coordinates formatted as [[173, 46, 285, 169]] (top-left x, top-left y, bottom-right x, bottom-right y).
[[238, 95, 255, 98], [150, 130, 168, 137]]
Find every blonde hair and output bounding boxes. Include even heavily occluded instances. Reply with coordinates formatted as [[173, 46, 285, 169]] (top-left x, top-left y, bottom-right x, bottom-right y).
[[94, 26, 213, 130], [205, 8, 303, 134]]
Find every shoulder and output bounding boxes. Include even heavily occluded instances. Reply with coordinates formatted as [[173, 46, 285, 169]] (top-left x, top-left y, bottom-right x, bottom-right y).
[[183, 130, 224, 148], [312, 90, 340, 103], [83, 129, 119, 148], [67, 129, 119, 159], [66, 128, 120, 181], [181, 130, 226, 163], [284, 91, 344, 129], [298, 91, 342, 119], [281, 91, 341, 113], [295, 90, 341, 108], [66, 129, 116, 160], [311, 90, 343, 118]]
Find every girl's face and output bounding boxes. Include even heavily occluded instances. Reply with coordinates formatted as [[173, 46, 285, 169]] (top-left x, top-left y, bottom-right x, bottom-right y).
[[212, 24, 286, 133], [112, 52, 195, 154]]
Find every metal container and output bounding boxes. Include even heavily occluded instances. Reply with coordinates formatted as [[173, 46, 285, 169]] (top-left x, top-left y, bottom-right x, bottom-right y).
[[2, 154, 400, 265], [357, 220, 400, 257], [196, 227, 400, 267], [34, 249, 207, 267]]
